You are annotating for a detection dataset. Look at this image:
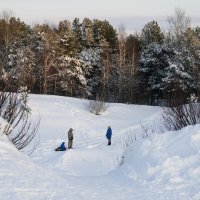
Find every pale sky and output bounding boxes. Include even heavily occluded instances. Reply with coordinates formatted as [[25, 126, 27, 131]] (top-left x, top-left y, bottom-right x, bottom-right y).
[[1, 0, 200, 33]]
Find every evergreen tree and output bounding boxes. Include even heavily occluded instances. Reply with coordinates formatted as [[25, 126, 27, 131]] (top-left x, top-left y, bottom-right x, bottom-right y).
[[93, 20, 118, 50], [7, 40, 35, 90], [72, 18, 82, 51], [139, 43, 168, 93], [81, 18, 94, 48], [162, 48, 194, 94], [139, 42, 195, 105], [31, 24, 59, 94], [93, 19, 103, 46], [55, 56, 92, 97], [0, 14, 31, 78], [80, 47, 102, 95], [182, 27, 200, 93], [140, 20, 164, 49], [58, 20, 78, 56]]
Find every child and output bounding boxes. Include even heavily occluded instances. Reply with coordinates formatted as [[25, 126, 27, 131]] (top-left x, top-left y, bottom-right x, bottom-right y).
[[55, 141, 66, 151], [106, 126, 112, 145]]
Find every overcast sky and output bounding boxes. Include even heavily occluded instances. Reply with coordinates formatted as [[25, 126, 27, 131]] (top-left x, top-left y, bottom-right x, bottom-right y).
[[1, 0, 200, 33]]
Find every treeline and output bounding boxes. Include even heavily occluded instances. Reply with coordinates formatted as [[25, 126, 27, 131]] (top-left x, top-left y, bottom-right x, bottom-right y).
[[0, 8, 200, 106]]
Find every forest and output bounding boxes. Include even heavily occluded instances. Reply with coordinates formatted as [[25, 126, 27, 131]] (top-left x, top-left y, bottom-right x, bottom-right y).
[[0, 8, 199, 106]]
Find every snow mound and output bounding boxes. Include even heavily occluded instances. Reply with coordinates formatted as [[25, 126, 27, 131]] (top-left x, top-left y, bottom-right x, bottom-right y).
[[120, 125, 200, 199]]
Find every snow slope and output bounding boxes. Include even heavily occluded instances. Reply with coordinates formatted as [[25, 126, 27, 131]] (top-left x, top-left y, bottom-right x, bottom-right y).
[[0, 94, 200, 200]]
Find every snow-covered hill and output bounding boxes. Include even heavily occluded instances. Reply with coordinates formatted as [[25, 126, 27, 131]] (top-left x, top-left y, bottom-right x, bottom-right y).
[[0, 94, 200, 200]]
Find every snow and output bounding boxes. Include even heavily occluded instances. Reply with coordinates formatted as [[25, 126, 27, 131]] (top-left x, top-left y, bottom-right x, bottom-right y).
[[0, 94, 200, 199]]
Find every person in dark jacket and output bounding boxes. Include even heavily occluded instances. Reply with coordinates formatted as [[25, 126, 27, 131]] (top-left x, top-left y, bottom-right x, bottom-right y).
[[55, 141, 66, 151], [106, 126, 112, 145], [68, 128, 73, 149]]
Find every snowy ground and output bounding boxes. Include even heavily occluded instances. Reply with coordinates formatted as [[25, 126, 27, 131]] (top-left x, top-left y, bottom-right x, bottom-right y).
[[0, 94, 200, 200]]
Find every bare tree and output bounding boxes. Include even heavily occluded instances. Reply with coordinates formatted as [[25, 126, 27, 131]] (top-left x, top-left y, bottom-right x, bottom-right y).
[[167, 7, 191, 37], [118, 24, 127, 101], [0, 10, 15, 49], [100, 38, 113, 99]]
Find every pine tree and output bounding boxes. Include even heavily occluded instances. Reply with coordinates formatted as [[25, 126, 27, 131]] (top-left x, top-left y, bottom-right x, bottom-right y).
[[7, 41, 35, 90], [93, 20, 118, 50], [0, 12, 31, 80], [80, 47, 102, 95], [72, 18, 82, 52], [81, 18, 94, 48], [139, 41, 195, 105], [93, 19, 103, 46], [31, 24, 59, 94], [183, 27, 200, 93], [58, 20, 78, 56], [140, 20, 164, 49], [55, 56, 92, 97]]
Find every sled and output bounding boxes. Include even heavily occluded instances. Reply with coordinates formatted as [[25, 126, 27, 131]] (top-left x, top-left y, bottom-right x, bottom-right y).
[[55, 147, 66, 151]]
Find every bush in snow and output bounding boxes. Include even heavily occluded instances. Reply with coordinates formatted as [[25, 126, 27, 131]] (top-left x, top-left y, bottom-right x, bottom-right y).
[[86, 97, 109, 115], [0, 87, 40, 151], [162, 102, 200, 131]]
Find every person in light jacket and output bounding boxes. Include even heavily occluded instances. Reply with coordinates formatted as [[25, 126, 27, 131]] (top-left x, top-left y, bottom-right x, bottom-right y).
[[68, 128, 73, 149], [106, 126, 112, 145]]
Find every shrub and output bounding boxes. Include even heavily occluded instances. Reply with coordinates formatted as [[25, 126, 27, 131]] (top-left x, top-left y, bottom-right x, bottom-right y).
[[0, 87, 40, 152], [162, 103, 200, 131], [87, 98, 109, 115]]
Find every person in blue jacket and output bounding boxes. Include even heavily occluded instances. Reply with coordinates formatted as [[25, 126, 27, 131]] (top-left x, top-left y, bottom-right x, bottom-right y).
[[55, 141, 66, 151], [106, 126, 112, 145]]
